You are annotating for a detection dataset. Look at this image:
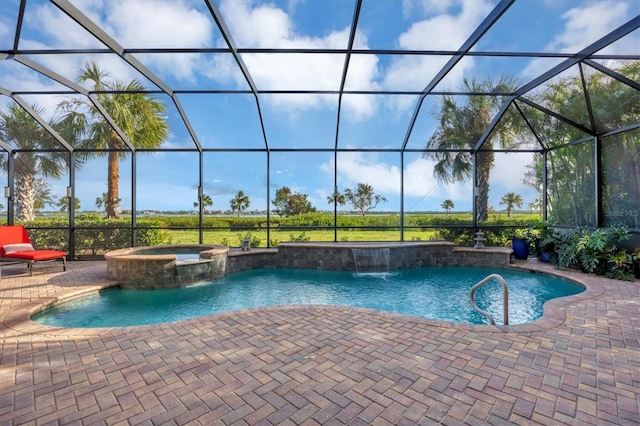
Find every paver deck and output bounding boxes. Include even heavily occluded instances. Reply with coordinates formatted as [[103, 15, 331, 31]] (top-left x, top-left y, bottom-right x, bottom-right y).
[[1, 259, 638, 425]]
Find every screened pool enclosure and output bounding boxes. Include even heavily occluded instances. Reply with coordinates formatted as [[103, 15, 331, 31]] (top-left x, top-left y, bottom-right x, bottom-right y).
[[1, 0, 639, 256]]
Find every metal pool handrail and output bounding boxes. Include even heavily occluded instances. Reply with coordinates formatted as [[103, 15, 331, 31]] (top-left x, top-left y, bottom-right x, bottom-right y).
[[470, 273, 509, 325]]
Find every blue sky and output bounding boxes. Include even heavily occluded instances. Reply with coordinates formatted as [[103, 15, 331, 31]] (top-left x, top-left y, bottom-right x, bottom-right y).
[[0, 0, 638, 213]]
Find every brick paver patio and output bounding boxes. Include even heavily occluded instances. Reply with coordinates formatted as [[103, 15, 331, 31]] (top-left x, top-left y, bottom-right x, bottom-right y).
[[1, 260, 638, 425]]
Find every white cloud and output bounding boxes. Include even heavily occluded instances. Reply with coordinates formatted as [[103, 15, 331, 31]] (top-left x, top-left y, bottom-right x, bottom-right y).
[[106, 1, 212, 49], [104, 1, 213, 81], [0, 17, 11, 43], [210, 0, 380, 119], [243, 52, 345, 90], [522, 1, 633, 79], [402, 0, 457, 17], [321, 151, 470, 208], [336, 152, 401, 193], [382, 0, 493, 108], [487, 153, 539, 208], [26, 1, 213, 83], [15, 4, 107, 84], [549, 1, 631, 53], [27, 2, 105, 49], [220, 0, 293, 48], [403, 156, 472, 209], [403, 0, 497, 20]]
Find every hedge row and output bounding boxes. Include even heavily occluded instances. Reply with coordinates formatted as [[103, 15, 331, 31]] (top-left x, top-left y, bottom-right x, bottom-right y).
[[23, 215, 165, 255], [134, 212, 538, 229]]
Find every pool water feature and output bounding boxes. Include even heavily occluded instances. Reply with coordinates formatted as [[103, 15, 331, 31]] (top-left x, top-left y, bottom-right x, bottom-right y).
[[33, 267, 584, 328], [105, 244, 229, 289], [352, 248, 390, 273]]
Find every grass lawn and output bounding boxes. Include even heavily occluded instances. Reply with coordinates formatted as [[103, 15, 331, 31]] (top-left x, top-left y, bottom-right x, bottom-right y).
[[162, 228, 449, 247], [157, 212, 541, 247]]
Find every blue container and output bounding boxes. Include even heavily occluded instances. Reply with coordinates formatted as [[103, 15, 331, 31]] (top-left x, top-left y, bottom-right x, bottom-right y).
[[512, 238, 529, 260], [539, 251, 553, 263]]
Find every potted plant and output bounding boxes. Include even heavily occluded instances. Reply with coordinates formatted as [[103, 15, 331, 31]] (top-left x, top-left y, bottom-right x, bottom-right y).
[[511, 228, 533, 260], [537, 225, 559, 263]]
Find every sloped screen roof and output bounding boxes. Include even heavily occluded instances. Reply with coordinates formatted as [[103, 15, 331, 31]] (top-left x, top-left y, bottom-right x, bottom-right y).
[[0, 0, 639, 215]]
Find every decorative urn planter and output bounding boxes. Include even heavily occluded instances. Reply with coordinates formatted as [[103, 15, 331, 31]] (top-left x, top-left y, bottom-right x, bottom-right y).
[[512, 238, 529, 260]]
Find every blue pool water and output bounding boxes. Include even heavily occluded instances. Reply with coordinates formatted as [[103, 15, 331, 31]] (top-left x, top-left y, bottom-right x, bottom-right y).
[[141, 248, 201, 261], [32, 267, 584, 328]]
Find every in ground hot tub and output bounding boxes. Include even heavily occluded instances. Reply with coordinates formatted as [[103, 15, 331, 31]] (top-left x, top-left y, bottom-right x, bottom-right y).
[[105, 244, 229, 289]]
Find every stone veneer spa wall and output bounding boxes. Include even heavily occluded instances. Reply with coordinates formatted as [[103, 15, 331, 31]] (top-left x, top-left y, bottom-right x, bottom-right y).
[[106, 241, 513, 290], [105, 244, 228, 290]]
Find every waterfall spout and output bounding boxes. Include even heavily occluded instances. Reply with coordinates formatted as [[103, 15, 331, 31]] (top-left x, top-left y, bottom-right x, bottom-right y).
[[351, 248, 390, 274]]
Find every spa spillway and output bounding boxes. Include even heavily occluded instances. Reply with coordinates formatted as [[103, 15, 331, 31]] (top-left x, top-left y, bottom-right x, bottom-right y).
[[105, 244, 229, 290]]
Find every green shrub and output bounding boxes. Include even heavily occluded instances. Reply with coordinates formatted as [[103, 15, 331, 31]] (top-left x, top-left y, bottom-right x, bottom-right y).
[[23, 215, 164, 255], [288, 231, 310, 242], [550, 225, 633, 278], [18, 213, 551, 254]]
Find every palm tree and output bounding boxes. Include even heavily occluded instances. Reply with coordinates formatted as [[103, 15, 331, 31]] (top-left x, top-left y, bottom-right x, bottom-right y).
[[58, 62, 168, 218], [33, 179, 57, 212], [327, 189, 346, 207], [95, 192, 108, 212], [194, 194, 213, 213], [441, 199, 454, 214], [425, 75, 521, 221], [500, 192, 523, 218], [529, 199, 541, 214], [58, 196, 81, 212], [230, 190, 250, 217], [0, 104, 69, 222]]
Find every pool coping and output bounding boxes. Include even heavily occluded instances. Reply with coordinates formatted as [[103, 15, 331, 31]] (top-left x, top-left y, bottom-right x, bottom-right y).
[[2, 260, 604, 338]]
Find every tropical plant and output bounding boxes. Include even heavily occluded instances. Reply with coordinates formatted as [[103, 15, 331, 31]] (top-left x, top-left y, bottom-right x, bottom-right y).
[[230, 190, 250, 218], [272, 186, 315, 216], [0, 104, 70, 222], [528, 199, 541, 214], [95, 192, 114, 213], [500, 192, 523, 218], [522, 153, 543, 213], [549, 145, 597, 226], [425, 75, 521, 222], [550, 225, 631, 275], [536, 223, 558, 251], [602, 128, 640, 229], [57, 61, 169, 218], [57, 196, 81, 212], [33, 179, 58, 212], [194, 194, 213, 212], [327, 189, 346, 207], [340, 183, 387, 216], [524, 61, 640, 227], [441, 199, 454, 214], [633, 248, 640, 279], [606, 250, 636, 281], [288, 231, 310, 242]]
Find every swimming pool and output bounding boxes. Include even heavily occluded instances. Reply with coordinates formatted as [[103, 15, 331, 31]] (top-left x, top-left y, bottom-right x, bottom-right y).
[[32, 267, 584, 328]]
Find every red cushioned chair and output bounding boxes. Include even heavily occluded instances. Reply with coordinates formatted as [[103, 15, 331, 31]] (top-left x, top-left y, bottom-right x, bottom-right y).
[[0, 225, 67, 276]]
